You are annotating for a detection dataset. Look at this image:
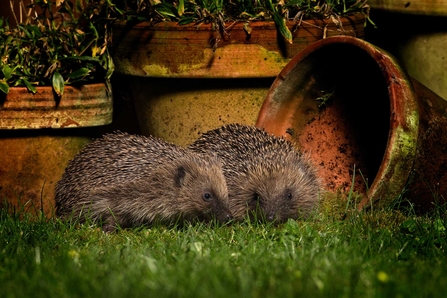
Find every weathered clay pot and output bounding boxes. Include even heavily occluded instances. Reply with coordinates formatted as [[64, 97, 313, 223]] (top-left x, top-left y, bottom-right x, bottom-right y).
[[0, 83, 112, 217], [0, 83, 112, 129], [256, 36, 447, 213], [112, 16, 365, 146]]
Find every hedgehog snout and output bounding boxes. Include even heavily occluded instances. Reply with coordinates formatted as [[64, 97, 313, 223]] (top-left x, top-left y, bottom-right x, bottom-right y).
[[266, 211, 277, 222], [225, 213, 234, 222], [216, 208, 234, 223]]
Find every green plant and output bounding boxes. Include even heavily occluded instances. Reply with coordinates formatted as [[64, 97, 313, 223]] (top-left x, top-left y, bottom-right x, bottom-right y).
[[0, 0, 117, 95], [116, 0, 371, 43]]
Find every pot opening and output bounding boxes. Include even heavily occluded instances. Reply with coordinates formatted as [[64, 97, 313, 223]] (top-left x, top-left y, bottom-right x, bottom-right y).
[[262, 43, 392, 196]]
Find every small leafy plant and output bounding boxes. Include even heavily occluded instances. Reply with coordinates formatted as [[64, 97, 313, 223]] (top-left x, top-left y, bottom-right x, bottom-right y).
[[0, 0, 116, 95], [116, 0, 371, 44]]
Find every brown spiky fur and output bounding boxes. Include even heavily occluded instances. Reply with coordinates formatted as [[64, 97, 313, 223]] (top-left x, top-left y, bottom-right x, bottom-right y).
[[55, 131, 232, 232], [188, 123, 320, 222]]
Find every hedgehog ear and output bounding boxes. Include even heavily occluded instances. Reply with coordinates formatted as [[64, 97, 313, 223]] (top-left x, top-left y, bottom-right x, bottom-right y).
[[174, 166, 187, 187]]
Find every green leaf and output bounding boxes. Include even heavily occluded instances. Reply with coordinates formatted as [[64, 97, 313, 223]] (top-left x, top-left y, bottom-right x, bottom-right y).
[[177, 17, 195, 25], [272, 13, 293, 44], [75, 0, 83, 15], [154, 3, 178, 20], [2, 65, 16, 80], [27, 24, 42, 38], [0, 80, 10, 94], [177, 0, 185, 16], [101, 51, 115, 81], [21, 78, 37, 94], [113, 6, 125, 15], [52, 71, 65, 96], [67, 67, 91, 79]]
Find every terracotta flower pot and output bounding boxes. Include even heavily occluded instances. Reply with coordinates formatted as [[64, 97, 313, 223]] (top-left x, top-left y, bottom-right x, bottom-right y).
[[256, 36, 447, 213], [0, 83, 112, 217], [112, 15, 365, 146]]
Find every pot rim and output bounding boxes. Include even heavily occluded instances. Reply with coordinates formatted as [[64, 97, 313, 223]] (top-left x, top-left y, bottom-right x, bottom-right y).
[[112, 12, 367, 29], [0, 82, 113, 129]]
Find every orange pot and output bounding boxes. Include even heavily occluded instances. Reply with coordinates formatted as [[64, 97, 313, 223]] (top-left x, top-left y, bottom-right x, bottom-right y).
[[0, 83, 112, 217], [256, 36, 447, 213], [112, 16, 365, 78]]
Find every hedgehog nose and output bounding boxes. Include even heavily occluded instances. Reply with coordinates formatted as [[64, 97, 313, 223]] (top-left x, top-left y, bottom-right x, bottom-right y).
[[226, 213, 234, 222], [267, 212, 276, 222]]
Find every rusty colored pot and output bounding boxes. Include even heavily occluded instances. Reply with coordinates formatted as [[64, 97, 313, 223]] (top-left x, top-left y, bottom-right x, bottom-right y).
[[112, 16, 365, 146], [256, 36, 447, 213], [0, 83, 112, 218], [0, 83, 113, 129], [113, 16, 365, 78]]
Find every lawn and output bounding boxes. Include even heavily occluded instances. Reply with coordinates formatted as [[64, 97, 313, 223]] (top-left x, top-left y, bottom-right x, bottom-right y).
[[1, 194, 446, 298]]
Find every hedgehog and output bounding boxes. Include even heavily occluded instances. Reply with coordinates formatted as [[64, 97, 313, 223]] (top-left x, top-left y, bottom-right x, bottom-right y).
[[55, 131, 232, 232], [188, 123, 320, 223]]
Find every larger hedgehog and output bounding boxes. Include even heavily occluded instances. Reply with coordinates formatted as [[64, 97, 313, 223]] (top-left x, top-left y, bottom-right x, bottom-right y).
[[188, 123, 320, 222], [55, 131, 232, 232]]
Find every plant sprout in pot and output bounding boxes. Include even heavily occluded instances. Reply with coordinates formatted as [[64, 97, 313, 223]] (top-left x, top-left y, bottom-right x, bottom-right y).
[[111, 0, 372, 146], [0, 0, 115, 97], [117, 0, 373, 43]]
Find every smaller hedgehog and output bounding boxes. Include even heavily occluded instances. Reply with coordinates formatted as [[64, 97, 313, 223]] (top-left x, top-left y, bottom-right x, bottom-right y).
[[55, 131, 232, 232], [188, 123, 320, 222]]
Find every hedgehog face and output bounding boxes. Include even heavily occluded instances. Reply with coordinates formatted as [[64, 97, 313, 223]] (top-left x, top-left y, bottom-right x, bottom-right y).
[[228, 157, 320, 223], [174, 158, 233, 224], [262, 164, 320, 223]]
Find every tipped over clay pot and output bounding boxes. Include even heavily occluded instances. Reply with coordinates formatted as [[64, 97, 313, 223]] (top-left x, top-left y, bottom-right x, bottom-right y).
[[256, 36, 447, 213]]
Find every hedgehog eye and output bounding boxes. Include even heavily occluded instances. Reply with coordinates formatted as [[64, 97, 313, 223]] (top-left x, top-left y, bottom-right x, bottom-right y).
[[286, 193, 293, 200], [202, 192, 213, 202]]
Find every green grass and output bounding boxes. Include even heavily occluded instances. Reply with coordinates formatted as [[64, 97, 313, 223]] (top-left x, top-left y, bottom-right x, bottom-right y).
[[1, 195, 447, 298]]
